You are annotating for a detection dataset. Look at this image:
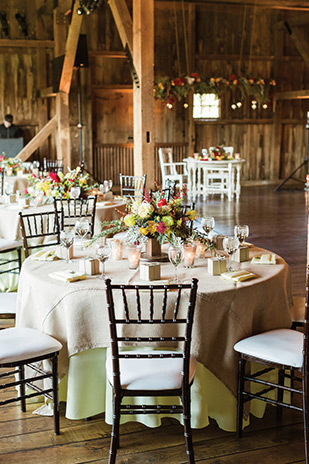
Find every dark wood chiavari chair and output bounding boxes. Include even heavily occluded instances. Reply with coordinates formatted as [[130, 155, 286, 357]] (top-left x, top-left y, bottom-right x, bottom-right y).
[[105, 278, 198, 464], [234, 265, 309, 463], [19, 210, 60, 258], [53, 196, 97, 237], [43, 158, 64, 173], [0, 169, 3, 196]]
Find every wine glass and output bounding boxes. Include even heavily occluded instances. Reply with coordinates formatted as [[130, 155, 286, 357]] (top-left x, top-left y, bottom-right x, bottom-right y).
[[201, 217, 215, 238], [60, 229, 75, 264], [108, 179, 113, 190], [70, 186, 81, 199], [234, 224, 249, 246], [168, 245, 183, 283], [4, 182, 13, 196], [95, 244, 111, 279], [223, 236, 239, 272], [75, 219, 90, 250]]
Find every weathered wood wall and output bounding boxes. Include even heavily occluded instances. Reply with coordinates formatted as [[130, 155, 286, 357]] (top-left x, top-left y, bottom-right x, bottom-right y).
[[0, 1, 308, 182]]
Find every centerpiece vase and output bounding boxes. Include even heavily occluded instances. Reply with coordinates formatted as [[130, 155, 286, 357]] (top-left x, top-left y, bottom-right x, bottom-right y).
[[145, 237, 162, 258]]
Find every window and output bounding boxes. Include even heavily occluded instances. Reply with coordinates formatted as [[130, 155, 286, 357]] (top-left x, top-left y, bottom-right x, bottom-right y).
[[193, 93, 220, 120]]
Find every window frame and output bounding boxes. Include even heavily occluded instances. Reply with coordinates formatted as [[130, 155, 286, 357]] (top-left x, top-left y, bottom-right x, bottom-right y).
[[192, 93, 221, 121]]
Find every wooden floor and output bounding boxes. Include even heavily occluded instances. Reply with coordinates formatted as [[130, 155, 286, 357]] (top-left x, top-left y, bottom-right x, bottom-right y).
[[0, 186, 307, 464]]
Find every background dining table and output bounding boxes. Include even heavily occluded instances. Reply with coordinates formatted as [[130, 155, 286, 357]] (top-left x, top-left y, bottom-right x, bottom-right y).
[[16, 243, 292, 432]]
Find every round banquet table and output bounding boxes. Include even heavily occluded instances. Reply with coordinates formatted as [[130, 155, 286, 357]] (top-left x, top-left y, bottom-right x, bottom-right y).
[[4, 173, 29, 194], [16, 245, 293, 431]]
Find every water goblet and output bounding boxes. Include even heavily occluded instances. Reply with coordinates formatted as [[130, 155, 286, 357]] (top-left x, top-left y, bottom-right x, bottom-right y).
[[223, 236, 239, 272], [95, 244, 111, 279], [60, 229, 75, 264], [201, 217, 215, 238], [75, 219, 90, 250], [168, 245, 183, 283], [4, 182, 13, 196], [234, 224, 249, 246], [70, 186, 81, 199]]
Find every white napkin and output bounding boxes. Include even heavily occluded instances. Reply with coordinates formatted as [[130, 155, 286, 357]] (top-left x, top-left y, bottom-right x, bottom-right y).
[[221, 270, 257, 282], [251, 254, 276, 265], [49, 270, 86, 282], [31, 249, 57, 261]]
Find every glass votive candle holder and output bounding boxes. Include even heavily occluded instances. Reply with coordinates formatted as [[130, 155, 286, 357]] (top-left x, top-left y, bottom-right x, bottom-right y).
[[195, 240, 206, 258], [111, 238, 123, 260], [127, 245, 142, 270], [183, 243, 197, 268]]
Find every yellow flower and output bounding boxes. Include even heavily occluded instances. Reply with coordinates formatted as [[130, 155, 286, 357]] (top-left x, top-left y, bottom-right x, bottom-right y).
[[186, 210, 198, 221], [147, 221, 157, 235], [124, 214, 135, 227], [177, 218, 183, 228], [158, 83, 164, 90], [140, 227, 149, 235], [162, 215, 174, 227]]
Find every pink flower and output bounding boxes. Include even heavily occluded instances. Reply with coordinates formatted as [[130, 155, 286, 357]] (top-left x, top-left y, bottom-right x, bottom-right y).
[[156, 222, 166, 234], [0, 155, 4, 162], [24, 188, 28, 194], [49, 172, 60, 183]]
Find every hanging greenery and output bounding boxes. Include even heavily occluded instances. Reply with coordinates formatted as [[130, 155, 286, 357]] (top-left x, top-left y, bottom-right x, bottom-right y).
[[154, 73, 276, 107]]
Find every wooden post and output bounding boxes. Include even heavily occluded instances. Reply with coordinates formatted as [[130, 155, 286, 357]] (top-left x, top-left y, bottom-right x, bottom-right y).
[[187, 4, 196, 156], [56, 92, 71, 170], [133, 0, 154, 189]]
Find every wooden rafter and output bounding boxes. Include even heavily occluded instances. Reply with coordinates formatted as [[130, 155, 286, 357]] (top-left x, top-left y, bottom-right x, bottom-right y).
[[285, 21, 309, 64], [59, 0, 83, 94], [108, 0, 133, 56], [0, 39, 54, 48], [275, 13, 309, 30], [275, 90, 309, 100], [18, 116, 58, 162], [155, 0, 309, 10]]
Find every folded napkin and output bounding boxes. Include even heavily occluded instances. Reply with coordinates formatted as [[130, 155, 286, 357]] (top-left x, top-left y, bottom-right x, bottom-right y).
[[31, 249, 57, 261], [49, 270, 86, 282], [221, 270, 257, 282], [251, 254, 276, 265]]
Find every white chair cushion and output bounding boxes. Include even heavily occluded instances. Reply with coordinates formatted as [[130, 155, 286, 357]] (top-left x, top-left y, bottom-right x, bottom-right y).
[[106, 350, 196, 391], [0, 238, 22, 252], [0, 327, 62, 364], [290, 297, 305, 323], [234, 329, 303, 368], [0, 292, 17, 314]]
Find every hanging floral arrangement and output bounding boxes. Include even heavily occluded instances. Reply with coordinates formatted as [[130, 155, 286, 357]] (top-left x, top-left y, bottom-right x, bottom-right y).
[[154, 73, 276, 107]]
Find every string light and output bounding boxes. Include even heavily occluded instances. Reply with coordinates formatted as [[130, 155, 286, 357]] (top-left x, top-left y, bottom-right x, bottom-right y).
[[262, 103, 268, 109], [231, 104, 237, 110], [236, 101, 242, 108], [251, 100, 257, 110], [166, 103, 173, 110], [183, 103, 189, 109]]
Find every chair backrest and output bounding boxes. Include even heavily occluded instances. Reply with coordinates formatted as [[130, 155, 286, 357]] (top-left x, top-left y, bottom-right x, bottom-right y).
[[0, 170, 3, 196], [163, 178, 176, 197], [119, 174, 146, 198], [19, 211, 61, 258], [182, 202, 196, 232], [158, 148, 178, 177], [53, 196, 97, 237], [43, 158, 64, 173], [105, 278, 198, 392]]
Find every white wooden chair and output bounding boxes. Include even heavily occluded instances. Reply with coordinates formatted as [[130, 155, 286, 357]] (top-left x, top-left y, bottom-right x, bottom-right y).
[[158, 148, 187, 191]]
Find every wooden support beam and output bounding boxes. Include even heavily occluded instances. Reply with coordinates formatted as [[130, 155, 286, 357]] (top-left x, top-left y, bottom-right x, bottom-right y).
[[108, 0, 133, 56], [187, 3, 196, 156], [0, 39, 54, 48], [88, 50, 126, 58], [275, 90, 309, 100], [285, 22, 309, 64], [56, 92, 71, 170], [59, 1, 83, 94], [275, 13, 309, 30], [156, 0, 309, 10], [40, 87, 57, 98], [133, 0, 154, 188], [18, 116, 58, 162]]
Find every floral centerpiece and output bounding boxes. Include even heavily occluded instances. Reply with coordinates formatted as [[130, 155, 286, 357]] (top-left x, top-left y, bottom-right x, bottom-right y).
[[24, 166, 93, 201], [210, 146, 234, 161], [93, 188, 215, 253], [0, 155, 22, 175]]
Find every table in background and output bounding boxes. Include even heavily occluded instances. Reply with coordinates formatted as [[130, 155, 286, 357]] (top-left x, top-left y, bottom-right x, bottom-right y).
[[16, 245, 292, 431], [4, 173, 29, 194], [184, 158, 246, 201]]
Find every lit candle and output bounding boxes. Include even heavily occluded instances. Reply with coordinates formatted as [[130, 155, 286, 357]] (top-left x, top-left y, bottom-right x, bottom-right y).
[[127, 245, 142, 270], [235, 153, 241, 160], [306, 174, 309, 184], [6, 167, 13, 176], [183, 244, 197, 268], [111, 239, 123, 260]]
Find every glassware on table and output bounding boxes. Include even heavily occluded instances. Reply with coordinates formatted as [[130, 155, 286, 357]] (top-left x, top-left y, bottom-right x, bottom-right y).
[[75, 219, 90, 250], [127, 244, 142, 270], [182, 243, 197, 268], [234, 224, 249, 246], [95, 243, 111, 279], [60, 229, 75, 264], [201, 217, 215, 238], [223, 236, 239, 272], [108, 179, 113, 190], [4, 182, 13, 196], [70, 186, 81, 199], [168, 245, 183, 283]]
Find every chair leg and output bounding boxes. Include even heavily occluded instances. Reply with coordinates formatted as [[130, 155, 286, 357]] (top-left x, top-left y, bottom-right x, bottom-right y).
[[109, 394, 121, 464], [182, 388, 195, 464], [17, 247, 22, 273], [237, 357, 246, 438], [277, 369, 284, 421], [302, 375, 309, 464], [52, 355, 60, 435], [19, 365, 26, 412]]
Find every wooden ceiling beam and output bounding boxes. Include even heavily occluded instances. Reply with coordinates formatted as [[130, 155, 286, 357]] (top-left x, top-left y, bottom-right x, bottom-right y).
[[58, 0, 83, 94], [0, 39, 54, 48], [108, 0, 133, 56], [155, 0, 309, 10], [275, 13, 309, 30]]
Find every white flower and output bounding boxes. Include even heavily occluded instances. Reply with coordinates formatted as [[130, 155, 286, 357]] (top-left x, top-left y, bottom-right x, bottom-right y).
[[138, 202, 154, 218]]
